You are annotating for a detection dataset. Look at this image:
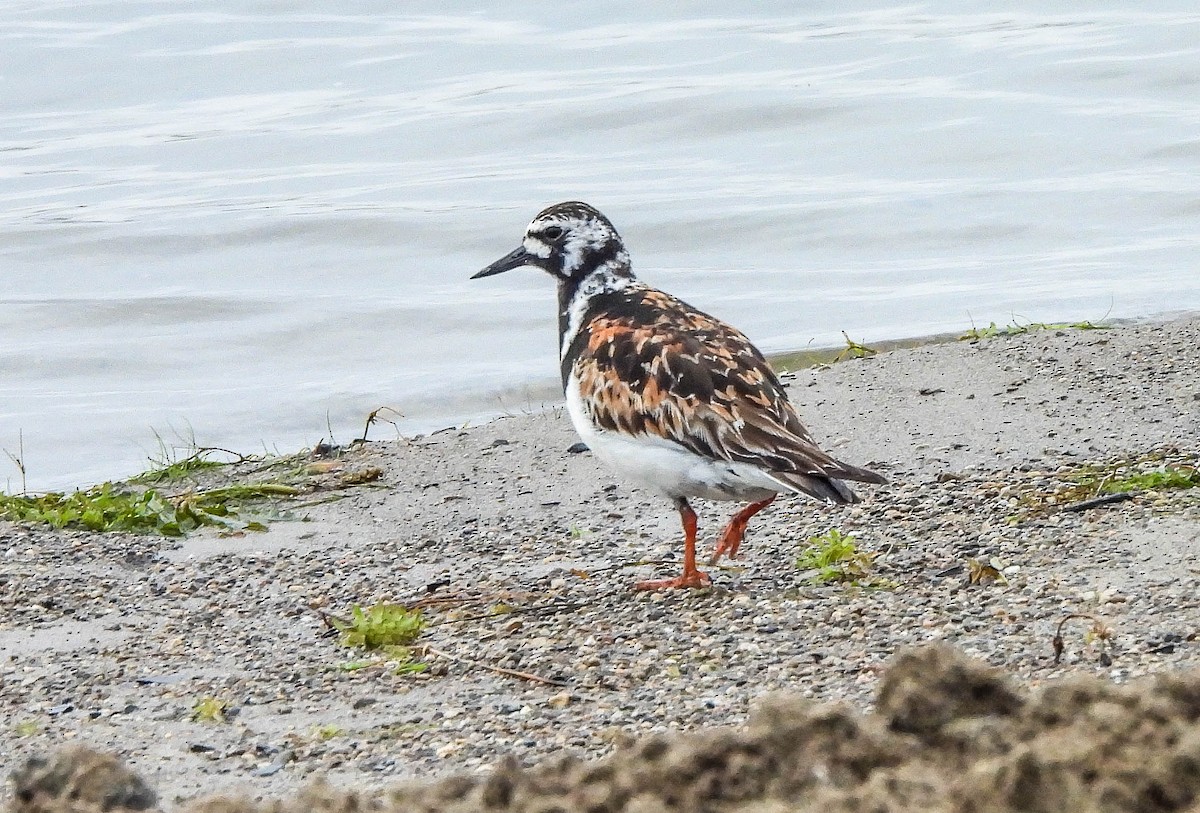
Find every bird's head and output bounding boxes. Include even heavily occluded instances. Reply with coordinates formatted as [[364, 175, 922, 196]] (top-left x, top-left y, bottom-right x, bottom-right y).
[[473, 201, 632, 285]]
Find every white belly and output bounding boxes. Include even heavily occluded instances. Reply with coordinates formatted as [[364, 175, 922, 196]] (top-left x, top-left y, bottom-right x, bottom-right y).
[[564, 374, 781, 502]]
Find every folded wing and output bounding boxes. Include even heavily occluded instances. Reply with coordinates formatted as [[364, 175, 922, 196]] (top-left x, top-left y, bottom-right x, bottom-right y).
[[570, 287, 886, 503]]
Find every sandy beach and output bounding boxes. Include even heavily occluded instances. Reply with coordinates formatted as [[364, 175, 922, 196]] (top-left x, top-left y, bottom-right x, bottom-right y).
[[3, 314, 1199, 811]]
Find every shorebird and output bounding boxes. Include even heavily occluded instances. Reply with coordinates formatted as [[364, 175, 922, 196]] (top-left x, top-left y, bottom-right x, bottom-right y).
[[473, 202, 885, 589]]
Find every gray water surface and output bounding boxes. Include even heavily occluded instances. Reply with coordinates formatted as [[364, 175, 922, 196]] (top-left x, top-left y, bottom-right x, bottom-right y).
[[3, 4, 1200, 491]]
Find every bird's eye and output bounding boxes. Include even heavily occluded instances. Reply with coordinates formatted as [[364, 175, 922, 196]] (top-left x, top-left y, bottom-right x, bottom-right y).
[[543, 225, 564, 240]]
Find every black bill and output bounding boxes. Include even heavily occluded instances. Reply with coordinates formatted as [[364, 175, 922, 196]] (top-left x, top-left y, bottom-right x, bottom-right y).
[[472, 245, 536, 279]]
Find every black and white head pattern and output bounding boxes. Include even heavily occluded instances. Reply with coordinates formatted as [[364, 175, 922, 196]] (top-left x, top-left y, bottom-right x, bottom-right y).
[[522, 202, 632, 283]]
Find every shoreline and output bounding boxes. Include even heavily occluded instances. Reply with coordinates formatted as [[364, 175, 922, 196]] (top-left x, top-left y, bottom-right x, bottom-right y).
[[3, 309, 1188, 498], [2, 312, 1199, 808]]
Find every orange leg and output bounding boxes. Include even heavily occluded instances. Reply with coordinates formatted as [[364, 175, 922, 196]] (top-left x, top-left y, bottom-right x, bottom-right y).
[[635, 498, 712, 590], [709, 496, 776, 565]]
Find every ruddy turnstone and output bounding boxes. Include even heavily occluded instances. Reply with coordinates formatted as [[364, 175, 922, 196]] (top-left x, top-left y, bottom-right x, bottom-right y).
[[473, 201, 886, 589]]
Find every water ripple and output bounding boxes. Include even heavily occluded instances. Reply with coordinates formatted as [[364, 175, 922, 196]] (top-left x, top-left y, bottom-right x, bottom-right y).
[[2, 3, 1199, 489]]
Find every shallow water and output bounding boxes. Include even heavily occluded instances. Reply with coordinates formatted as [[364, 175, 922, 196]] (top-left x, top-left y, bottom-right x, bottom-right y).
[[3, 3, 1199, 491]]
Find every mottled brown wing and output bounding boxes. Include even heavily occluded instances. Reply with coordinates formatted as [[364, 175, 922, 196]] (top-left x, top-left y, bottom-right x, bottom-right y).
[[568, 286, 886, 492]]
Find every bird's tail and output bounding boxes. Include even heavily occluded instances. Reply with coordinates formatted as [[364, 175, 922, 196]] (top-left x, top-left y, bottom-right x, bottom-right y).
[[767, 459, 887, 505]]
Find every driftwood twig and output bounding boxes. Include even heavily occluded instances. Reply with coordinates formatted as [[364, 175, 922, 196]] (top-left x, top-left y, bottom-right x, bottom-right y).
[[1053, 613, 1112, 665], [1061, 492, 1134, 512]]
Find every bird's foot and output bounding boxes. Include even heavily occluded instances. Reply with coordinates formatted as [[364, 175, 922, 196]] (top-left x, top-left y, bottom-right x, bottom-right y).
[[708, 497, 775, 566], [634, 568, 712, 590], [708, 528, 745, 566]]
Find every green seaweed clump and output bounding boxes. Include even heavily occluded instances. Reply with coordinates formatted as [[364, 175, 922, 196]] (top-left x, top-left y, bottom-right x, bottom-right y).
[[0, 482, 295, 536], [333, 603, 425, 650], [959, 318, 1108, 341], [191, 696, 228, 723], [1102, 466, 1200, 494], [332, 603, 429, 675], [795, 528, 892, 587]]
